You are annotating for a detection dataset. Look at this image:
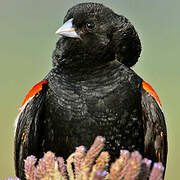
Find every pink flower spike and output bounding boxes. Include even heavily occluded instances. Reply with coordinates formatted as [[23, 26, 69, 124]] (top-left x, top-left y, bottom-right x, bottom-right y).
[[149, 162, 164, 180], [24, 155, 37, 180]]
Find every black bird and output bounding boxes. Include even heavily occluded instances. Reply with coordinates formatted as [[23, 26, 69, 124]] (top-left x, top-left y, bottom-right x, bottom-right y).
[[14, 3, 167, 179]]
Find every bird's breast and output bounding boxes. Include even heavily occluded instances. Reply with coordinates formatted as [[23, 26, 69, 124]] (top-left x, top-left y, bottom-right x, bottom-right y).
[[42, 65, 144, 158]]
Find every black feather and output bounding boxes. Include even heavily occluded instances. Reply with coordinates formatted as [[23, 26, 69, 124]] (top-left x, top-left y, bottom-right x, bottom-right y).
[[14, 83, 48, 179]]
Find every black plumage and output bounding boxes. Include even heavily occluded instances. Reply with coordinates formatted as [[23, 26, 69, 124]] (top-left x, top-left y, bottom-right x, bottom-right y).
[[14, 3, 167, 179]]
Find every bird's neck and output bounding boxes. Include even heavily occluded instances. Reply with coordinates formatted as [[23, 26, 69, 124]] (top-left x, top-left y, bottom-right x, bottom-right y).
[[55, 58, 111, 73], [53, 60, 122, 81], [52, 38, 115, 72]]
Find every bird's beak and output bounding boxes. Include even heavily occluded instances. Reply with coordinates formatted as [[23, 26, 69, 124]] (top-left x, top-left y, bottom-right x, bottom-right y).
[[55, 18, 80, 38]]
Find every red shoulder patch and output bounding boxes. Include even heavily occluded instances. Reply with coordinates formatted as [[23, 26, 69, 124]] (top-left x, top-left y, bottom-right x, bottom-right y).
[[142, 81, 162, 106], [21, 80, 48, 108]]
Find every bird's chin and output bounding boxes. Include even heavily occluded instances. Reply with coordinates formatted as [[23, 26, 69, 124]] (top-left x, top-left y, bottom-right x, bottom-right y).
[[62, 36, 82, 44]]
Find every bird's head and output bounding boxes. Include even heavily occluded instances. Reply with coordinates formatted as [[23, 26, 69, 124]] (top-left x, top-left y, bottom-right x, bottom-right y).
[[53, 3, 141, 68]]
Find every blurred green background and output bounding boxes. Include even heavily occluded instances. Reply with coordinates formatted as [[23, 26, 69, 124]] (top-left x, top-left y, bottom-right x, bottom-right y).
[[0, 0, 179, 179]]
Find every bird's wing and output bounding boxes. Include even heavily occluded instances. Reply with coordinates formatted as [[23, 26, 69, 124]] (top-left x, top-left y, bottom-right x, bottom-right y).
[[141, 81, 167, 168], [14, 80, 48, 178]]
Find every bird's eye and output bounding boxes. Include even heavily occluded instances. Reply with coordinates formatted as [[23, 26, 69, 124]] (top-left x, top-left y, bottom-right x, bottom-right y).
[[86, 22, 95, 29]]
